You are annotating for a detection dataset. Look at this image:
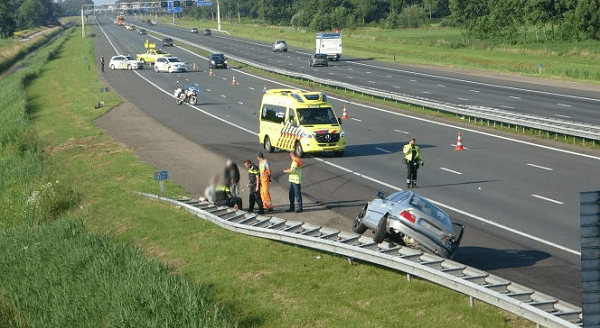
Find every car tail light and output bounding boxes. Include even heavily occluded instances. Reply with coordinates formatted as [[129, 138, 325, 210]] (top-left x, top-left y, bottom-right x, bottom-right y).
[[400, 211, 416, 223]]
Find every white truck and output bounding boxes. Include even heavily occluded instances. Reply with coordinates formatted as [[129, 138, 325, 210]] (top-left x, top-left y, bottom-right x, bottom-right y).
[[316, 32, 342, 61]]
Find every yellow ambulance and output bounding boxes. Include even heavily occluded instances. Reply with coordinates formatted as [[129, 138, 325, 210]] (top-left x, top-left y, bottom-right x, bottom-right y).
[[258, 89, 347, 157]]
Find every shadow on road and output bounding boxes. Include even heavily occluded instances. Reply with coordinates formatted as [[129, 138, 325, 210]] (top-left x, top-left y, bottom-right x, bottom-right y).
[[341, 142, 435, 157], [452, 246, 551, 271]]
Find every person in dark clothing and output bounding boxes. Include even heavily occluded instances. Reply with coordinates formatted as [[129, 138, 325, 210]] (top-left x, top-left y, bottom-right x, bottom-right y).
[[224, 159, 240, 198], [244, 159, 264, 214], [204, 175, 242, 209], [100, 54, 105, 72], [215, 184, 242, 209], [402, 137, 424, 188]]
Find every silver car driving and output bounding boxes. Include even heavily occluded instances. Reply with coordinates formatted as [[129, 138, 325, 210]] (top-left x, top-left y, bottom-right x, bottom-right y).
[[352, 190, 464, 259], [272, 39, 287, 52]]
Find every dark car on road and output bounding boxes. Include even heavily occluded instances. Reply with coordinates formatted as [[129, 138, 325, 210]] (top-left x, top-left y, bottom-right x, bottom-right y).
[[209, 53, 227, 69], [203, 28, 211, 36], [139, 28, 147, 35], [162, 37, 174, 47], [190, 27, 198, 33], [308, 53, 328, 67]]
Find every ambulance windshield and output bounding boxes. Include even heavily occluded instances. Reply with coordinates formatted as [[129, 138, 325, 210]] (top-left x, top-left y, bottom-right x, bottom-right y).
[[297, 107, 338, 125]]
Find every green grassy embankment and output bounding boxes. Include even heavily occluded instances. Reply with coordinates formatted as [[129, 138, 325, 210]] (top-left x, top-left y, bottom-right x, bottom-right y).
[[0, 24, 534, 327]]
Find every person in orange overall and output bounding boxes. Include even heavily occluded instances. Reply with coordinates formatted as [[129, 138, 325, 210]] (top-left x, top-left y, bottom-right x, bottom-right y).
[[256, 152, 274, 211]]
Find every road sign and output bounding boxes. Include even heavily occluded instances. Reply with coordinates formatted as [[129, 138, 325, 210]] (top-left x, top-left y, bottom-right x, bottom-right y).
[[167, 1, 181, 13], [197, 0, 212, 6], [154, 170, 169, 181]]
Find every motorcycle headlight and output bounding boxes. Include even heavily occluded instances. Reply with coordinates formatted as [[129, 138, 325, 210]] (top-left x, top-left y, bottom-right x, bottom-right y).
[[340, 131, 345, 137], [211, 60, 215, 64]]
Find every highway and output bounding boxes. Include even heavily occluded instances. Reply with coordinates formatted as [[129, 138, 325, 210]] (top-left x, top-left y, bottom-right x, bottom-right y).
[[93, 16, 600, 306]]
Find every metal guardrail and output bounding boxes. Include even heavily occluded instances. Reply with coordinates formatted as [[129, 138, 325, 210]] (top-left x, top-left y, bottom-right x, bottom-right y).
[[141, 193, 583, 328], [156, 28, 600, 142]]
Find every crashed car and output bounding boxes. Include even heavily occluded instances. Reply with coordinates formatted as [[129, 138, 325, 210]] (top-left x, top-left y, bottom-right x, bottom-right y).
[[352, 190, 464, 259]]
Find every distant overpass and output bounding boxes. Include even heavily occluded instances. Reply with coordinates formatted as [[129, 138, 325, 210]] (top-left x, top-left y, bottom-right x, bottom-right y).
[[86, 1, 212, 14]]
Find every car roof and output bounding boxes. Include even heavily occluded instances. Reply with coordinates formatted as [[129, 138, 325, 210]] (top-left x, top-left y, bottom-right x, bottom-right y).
[[166, 57, 181, 61]]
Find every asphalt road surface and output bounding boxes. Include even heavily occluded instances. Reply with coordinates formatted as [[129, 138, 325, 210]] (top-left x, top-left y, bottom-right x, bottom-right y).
[[91, 16, 600, 306]]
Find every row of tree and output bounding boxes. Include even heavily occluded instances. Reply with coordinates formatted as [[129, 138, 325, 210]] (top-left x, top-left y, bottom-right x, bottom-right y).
[[0, 0, 63, 37], [186, 0, 600, 42], [2, 0, 599, 42]]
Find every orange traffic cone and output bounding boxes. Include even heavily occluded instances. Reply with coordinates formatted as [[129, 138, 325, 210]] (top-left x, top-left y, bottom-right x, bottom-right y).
[[454, 131, 465, 151], [231, 74, 237, 85], [341, 104, 349, 119], [208, 67, 213, 77]]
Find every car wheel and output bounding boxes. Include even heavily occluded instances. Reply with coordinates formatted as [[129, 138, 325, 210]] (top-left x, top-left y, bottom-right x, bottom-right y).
[[154, 66, 159, 73], [188, 96, 197, 105], [110, 64, 115, 70], [263, 136, 273, 153], [352, 205, 368, 234], [373, 214, 388, 243], [127, 64, 132, 70], [294, 141, 304, 158]]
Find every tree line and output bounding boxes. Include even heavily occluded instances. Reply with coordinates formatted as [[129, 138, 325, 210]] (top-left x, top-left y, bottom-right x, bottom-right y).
[[2, 0, 599, 43], [188, 0, 600, 42]]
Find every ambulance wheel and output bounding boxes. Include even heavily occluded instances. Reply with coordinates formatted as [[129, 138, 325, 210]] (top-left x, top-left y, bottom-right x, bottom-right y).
[[263, 136, 274, 153], [294, 142, 304, 158]]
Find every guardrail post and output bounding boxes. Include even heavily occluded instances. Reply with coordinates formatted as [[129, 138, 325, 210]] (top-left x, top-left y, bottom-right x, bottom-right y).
[[581, 190, 600, 328]]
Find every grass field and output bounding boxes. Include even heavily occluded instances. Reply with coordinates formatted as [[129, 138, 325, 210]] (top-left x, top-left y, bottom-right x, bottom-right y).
[[0, 23, 537, 327], [163, 16, 600, 84]]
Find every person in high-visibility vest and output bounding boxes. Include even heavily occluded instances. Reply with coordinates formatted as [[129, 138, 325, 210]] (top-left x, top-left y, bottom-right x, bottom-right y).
[[257, 152, 274, 211], [402, 137, 424, 188], [283, 152, 303, 213]]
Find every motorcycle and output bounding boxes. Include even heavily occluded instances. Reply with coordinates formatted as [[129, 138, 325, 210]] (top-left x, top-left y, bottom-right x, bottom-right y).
[[174, 83, 199, 105]]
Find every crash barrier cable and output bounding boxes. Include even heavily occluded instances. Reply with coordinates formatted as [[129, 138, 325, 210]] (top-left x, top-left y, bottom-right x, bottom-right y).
[[140, 193, 582, 328]]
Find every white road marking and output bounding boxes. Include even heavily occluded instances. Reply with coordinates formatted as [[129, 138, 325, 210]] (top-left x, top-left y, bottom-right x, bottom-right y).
[[221, 95, 227, 98], [206, 89, 211, 92], [501, 105, 515, 109], [368, 81, 376, 84], [527, 163, 553, 171], [440, 167, 463, 175], [458, 97, 470, 101], [375, 147, 391, 154], [423, 91, 431, 94], [394, 129, 410, 134], [249, 87, 255, 90], [97, 23, 584, 256], [437, 84, 446, 87], [557, 103, 572, 107], [532, 194, 564, 205], [509, 96, 521, 99], [350, 118, 362, 122], [410, 79, 417, 82], [469, 89, 480, 93], [555, 114, 571, 119]]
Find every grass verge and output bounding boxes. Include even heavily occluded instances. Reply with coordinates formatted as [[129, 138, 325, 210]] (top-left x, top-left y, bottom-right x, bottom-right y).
[[0, 24, 534, 327], [161, 16, 600, 85]]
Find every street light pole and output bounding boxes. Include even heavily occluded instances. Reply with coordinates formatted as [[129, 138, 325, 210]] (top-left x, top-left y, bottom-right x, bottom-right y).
[[217, 0, 221, 31]]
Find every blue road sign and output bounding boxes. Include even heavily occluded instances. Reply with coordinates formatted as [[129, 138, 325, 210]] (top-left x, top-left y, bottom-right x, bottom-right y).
[[154, 170, 169, 181], [197, 0, 212, 6], [167, 1, 181, 13]]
